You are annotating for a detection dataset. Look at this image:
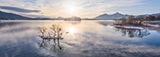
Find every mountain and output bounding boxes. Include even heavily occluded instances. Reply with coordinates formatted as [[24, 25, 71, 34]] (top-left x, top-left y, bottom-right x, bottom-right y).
[[150, 13, 160, 17], [95, 12, 130, 20], [0, 11, 55, 20], [0, 11, 33, 20]]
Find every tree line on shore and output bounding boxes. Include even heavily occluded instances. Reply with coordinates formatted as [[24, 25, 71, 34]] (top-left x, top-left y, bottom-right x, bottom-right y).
[[115, 15, 160, 26]]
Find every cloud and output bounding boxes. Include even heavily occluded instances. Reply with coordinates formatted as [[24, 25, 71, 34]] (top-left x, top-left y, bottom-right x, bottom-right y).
[[0, 6, 40, 13], [0, 0, 144, 18]]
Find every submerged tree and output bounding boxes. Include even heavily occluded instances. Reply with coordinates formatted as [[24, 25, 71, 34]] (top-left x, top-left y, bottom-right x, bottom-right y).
[[38, 24, 65, 50], [50, 24, 64, 48], [38, 27, 47, 37]]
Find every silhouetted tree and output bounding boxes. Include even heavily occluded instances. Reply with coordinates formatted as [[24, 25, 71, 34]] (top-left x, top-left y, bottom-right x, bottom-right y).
[[128, 16, 135, 25], [115, 16, 145, 26], [157, 15, 160, 20], [145, 15, 156, 21], [38, 27, 47, 37]]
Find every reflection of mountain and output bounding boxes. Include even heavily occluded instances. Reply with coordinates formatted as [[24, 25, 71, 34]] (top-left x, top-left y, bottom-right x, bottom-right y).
[[115, 27, 150, 38], [95, 12, 130, 20], [0, 11, 32, 20]]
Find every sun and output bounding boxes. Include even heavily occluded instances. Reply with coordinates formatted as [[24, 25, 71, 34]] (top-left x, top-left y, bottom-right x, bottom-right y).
[[68, 6, 76, 13], [66, 5, 79, 15]]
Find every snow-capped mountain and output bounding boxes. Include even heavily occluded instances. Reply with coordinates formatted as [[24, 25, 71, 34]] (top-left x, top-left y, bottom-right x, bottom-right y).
[[95, 12, 130, 20]]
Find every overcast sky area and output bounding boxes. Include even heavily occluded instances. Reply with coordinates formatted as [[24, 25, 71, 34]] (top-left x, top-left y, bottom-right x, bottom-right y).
[[0, 0, 160, 18]]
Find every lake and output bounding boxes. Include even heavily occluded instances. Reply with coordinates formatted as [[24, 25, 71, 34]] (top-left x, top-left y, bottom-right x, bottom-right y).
[[0, 20, 160, 57]]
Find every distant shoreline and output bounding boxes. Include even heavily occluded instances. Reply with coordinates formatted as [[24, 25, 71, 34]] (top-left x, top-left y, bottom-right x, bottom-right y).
[[0, 20, 114, 22]]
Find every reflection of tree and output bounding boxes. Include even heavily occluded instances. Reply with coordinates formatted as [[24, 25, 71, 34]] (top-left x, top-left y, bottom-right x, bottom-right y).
[[39, 38, 63, 51], [37, 25, 65, 51], [115, 27, 150, 38]]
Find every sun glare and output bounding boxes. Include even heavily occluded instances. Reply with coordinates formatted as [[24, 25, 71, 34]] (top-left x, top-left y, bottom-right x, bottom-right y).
[[69, 6, 76, 13], [66, 5, 79, 16], [67, 27, 76, 34]]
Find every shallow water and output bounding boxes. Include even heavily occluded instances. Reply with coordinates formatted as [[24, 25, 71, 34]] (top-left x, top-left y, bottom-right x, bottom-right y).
[[0, 20, 160, 57]]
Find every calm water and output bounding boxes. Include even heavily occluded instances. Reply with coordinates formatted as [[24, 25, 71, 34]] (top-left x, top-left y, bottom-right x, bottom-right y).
[[0, 20, 160, 57]]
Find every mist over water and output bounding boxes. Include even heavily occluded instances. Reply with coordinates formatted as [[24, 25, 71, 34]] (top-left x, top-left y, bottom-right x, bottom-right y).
[[0, 20, 160, 57]]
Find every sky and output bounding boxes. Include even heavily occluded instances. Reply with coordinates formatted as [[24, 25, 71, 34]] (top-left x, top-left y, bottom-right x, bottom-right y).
[[0, 0, 160, 18]]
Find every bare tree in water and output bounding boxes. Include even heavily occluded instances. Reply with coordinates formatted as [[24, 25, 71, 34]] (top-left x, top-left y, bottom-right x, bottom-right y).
[[50, 25, 64, 45], [38, 25, 65, 50], [38, 27, 47, 38]]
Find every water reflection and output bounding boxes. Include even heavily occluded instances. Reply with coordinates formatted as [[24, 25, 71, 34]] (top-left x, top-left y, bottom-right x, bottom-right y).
[[115, 27, 150, 38], [1, 21, 160, 57], [0, 22, 21, 28], [39, 38, 63, 51]]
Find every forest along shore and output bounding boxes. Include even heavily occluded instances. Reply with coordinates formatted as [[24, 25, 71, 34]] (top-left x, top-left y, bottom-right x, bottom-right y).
[[113, 15, 160, 30]]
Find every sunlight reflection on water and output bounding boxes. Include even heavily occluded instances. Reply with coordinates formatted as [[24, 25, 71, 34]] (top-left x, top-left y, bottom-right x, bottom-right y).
[[0, 20, 160, 57]]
